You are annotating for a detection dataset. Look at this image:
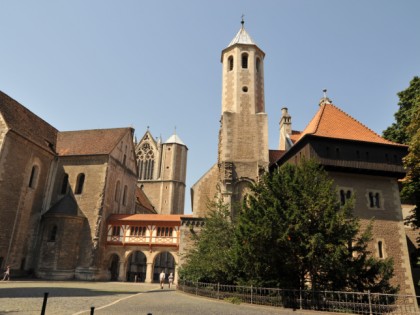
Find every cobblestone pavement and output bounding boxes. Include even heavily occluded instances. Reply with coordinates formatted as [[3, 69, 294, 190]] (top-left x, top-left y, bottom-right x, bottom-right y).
[[0, 281, 341, 315]]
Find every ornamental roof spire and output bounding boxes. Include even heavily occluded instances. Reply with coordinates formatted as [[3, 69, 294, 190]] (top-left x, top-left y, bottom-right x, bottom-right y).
[[227, 15, 256, 47]]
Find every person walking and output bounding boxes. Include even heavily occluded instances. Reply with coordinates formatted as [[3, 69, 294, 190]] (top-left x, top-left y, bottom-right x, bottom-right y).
[[2, 266, 10, 281], [159, 270, 165, 289], [168, 272, 174, 288]]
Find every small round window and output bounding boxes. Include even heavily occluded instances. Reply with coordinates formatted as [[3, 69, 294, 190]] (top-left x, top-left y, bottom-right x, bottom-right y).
[[242, 86, 248, 92]]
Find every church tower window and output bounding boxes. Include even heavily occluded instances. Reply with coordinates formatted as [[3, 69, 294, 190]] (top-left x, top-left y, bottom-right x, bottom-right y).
[[256, 58, 260, 73], [228, 56, 234, 71], [241, 53, 248, 69], [75, 173, 85, 194]]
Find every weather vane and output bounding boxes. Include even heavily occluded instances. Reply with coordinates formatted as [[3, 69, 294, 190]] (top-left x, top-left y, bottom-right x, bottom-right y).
[[241, 14, 245, 26]]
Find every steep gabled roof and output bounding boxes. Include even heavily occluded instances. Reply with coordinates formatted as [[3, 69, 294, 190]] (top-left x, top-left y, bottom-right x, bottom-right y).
[[57, 128, 130, 156], [297, 103, 404, 146], [136, 187, 155, 213], [0, 91, 58, 152], [269, 149, 285, 166]]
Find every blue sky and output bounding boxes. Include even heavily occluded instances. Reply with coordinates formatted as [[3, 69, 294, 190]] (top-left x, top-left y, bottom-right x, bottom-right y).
[[1, 1, 419, 214]]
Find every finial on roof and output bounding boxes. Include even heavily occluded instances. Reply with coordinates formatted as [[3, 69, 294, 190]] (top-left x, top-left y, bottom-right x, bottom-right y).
[[174, 126, 177, 135], [147, 126, 149, 131], [319, 89, 332, 106], [241, 14, 245, 27]]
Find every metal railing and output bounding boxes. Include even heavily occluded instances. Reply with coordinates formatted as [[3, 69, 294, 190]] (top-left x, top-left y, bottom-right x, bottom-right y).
[[177, 280, 420, 315]]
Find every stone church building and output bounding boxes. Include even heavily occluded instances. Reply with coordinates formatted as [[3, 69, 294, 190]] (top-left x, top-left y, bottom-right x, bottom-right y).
[[0, 21, 417, 296]]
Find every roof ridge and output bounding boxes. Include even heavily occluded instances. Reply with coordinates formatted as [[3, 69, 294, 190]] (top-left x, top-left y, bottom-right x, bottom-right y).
[[328, 103, 397, 145]]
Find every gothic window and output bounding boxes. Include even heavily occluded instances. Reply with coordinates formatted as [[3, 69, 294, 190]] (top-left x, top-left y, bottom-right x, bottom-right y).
[[75, 173, 85, 195], [228, 56, 234, 71], [122, 185, 128, 206], [28, 165, 39, 188], [137, 143, 155, 180], [256, 58, 260, 73], [241, 53, 248, 69], [60, 173, 69, 194]]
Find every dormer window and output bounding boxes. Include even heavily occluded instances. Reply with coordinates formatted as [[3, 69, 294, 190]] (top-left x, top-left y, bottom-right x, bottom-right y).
[[241, 53, 248, 69]]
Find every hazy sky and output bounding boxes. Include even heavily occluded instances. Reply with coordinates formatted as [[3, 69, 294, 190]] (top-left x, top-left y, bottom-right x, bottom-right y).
[[1, 1, 419, 214]]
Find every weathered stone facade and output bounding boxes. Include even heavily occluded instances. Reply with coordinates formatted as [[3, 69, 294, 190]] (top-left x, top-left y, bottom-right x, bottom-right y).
[[135, 130, 187, 215]]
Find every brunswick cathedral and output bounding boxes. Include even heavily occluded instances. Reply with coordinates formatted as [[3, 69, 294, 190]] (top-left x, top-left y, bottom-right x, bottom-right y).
[[0, 21, 417, 296]]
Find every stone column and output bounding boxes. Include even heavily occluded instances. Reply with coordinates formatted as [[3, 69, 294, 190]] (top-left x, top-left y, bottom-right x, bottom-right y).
[[118, 261, 125, 282], [145, 262, 153, 283]]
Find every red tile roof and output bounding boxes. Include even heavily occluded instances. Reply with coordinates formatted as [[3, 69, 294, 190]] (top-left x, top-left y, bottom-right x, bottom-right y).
[[269, 150, 285, 165], [108, 213, 193, 224], [0, 91, 58, 152], [135, 187, 155, 213], [57, 128, 131, 156], [297, 103, 404, 146]]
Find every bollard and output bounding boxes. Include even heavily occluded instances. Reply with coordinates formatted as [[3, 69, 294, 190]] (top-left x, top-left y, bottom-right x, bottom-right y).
[[90, 306, 95, 315], [40, 292, 49, 315]]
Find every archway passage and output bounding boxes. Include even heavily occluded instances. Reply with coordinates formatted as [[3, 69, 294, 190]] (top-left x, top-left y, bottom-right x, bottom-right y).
[[126, 251, 147, 282], [153, 251, 175, 282], [109, 254, 119, 281]]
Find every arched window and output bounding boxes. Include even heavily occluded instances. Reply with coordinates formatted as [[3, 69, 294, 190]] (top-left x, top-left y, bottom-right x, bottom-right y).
[[49, 225, 58, 242], [75, 173, 85, 195], [28, 165, 39, 188], [115, 181, 120, 202], [60, 173, 69, 194], [228, 56, 234, 71], [241, 53, 248, 69], [256, 58, 260, 73], [137, 143, 155, 180], [378, 241, 384, 258], [122, 185, 128, 206]]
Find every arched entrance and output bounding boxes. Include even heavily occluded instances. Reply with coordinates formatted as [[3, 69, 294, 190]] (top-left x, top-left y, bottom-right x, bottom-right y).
[[153, 251, 175, 282], [126, 251, 147, 282], [108, 254, 119, 281]]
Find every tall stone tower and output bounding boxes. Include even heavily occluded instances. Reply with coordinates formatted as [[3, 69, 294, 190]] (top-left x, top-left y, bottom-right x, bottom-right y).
[[136, 129, 187, 214], [191, 20, 269, 217], [218, 20, 269, 214]]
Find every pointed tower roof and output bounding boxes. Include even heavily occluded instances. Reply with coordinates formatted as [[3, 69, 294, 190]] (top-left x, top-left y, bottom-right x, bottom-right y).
[[165, 133, 185, 146], [227, 22, 256, 47], [297, 102, 405, 146]]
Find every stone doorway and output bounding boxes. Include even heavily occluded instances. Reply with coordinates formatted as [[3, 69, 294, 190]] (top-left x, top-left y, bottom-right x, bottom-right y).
[[153, 251, 175, 282], [126, 251, 147, 282], [109, 254, 119, 281]]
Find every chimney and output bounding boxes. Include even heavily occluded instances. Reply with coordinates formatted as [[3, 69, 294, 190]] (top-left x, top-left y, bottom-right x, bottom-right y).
[[279, 107, 292, 150]]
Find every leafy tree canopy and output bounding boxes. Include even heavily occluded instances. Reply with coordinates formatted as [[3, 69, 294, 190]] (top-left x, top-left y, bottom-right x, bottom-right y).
[[235, 159, 397, 293], [383, 76, 420, 227], [181, 159, 398, 293]]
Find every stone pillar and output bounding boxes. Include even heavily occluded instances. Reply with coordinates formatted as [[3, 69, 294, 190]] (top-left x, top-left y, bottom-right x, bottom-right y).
[[118, 261, 125, 282], [145, 262, 153, 283]]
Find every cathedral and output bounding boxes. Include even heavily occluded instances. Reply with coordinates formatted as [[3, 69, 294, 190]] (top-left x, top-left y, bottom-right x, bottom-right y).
[[0, 20, 417, 297]]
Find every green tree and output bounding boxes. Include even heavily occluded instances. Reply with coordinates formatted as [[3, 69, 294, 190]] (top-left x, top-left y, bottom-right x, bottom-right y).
[[179, 196, 236, 283], [383, 76, 420, 227], [235, 159, 397, 293]]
